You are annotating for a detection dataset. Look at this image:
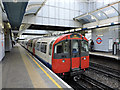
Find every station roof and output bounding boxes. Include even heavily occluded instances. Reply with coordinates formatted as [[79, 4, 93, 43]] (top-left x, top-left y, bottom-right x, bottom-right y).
[[2, 0, 28, 29], [25, 0, 46, 15], [74, 1, 120, 24]]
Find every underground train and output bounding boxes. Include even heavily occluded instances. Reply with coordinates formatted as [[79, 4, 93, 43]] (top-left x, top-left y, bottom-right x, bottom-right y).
[[20, 33, 89, 77]]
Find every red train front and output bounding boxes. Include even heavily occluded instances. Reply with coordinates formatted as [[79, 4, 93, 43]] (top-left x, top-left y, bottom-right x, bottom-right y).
[[52, 33, 89, 77]]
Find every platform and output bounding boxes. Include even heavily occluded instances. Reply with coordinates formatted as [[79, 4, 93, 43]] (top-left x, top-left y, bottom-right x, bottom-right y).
[[89, 51, 119, 60], [2, 44, 72, 89]]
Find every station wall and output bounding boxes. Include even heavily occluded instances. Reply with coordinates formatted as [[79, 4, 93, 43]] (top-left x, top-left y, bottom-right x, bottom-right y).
[[92, 25, 119, 52], [0, 4, 5, 61]]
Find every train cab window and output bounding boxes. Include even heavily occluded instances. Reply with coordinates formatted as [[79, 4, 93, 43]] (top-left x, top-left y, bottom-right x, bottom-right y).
[[55, 41, 69, 54], [57, 45, 63, 53], [72, 40, 79, 53], [81, 40, 89, 52], [54, 40, 69, 59]]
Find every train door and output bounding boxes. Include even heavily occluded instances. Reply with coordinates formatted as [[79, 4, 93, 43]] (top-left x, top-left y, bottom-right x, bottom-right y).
[[70, 40, 81, 69], [80, 40, 89, 69], [70, 40, 89, 70]]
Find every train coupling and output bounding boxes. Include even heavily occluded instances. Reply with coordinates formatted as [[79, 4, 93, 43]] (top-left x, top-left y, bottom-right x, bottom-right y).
[[73, 75, 81, 81], [70, 68, 85, 77]]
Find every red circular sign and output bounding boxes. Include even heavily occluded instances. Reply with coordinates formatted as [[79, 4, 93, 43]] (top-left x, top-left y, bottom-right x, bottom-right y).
[[96, 37, 102, 44]]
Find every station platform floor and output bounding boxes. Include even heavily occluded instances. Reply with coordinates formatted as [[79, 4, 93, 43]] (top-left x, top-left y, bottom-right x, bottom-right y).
[[89, 51, 119, 60], [2, 44, 72, 89]]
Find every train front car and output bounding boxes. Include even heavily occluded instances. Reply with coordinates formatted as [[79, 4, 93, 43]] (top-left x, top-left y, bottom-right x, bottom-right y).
[[52, 33, 89, 77]]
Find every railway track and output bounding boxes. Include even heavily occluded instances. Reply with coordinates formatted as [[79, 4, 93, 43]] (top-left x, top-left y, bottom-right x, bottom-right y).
[[64, 77, 89, 90], [89, 62, 120, 81], [65, 74, 114, 90], [81, 74, 114, 90]]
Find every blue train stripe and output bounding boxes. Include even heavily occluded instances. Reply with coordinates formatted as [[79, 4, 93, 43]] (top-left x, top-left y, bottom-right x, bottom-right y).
[[35, 54, 52, 70]]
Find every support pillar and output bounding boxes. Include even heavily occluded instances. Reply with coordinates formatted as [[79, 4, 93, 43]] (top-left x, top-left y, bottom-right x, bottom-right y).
[[4, 29, 12, 52]]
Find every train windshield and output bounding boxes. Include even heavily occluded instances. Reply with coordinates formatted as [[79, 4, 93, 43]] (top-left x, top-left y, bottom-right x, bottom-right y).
[[54, 40, 69, 54], [81, 40, 89, 52], [72, 40, 79, 53], [54, 40, 70, 59]]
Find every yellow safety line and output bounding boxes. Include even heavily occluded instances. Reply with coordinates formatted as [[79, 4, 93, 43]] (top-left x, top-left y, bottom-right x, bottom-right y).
[[27, 53, 63, 90], [19, 47, 47, 88]]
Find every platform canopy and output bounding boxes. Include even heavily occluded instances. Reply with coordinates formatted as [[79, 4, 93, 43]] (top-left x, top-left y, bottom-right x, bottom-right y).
[[25, 0, 46, 15], [2, 0, 29, 30], [74, 1, 120, 24]]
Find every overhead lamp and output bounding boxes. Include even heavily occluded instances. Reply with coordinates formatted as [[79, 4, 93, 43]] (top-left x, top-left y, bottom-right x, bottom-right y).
[[114, 22, 119, 24], [87, 26, 96, 29], [13, 0, 17, 3], [7, 23, 11, 28], [99, 23, 111, 27], [70, 29, 74, 32], [75, 28, 81, 31]]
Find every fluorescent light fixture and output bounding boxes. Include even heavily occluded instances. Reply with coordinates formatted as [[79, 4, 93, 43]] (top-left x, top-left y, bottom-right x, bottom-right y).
[[61, 31, 64, 34], [13, 0, 17, 3], [75, 28, 81, 31], [65, 30, 69, 33], [2, 24, 4, 29], [7, 23, 11, 28], [97, 34, 103, 36], [99, 23, 111, 27], [70, 29, 74, 32], [87, 26, 96, 29], [114, 22, 119, 24]]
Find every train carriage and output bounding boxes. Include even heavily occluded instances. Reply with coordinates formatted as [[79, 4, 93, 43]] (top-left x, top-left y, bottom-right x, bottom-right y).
[[24, 33, 89, 77]]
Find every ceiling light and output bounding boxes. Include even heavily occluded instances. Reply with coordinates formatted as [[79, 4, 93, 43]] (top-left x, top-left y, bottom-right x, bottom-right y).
[[13, 0, 17, 3]]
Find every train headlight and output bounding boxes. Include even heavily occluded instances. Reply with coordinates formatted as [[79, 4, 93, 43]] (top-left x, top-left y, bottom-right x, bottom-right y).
[[83, 57, 86, 60], [62, 60, 65, 63]]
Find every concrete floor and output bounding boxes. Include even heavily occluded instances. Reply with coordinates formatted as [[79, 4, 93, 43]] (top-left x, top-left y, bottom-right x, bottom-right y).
[[89, 51, 118, 60], [2, 44, 71, 89], [2, 45, 33, 88]]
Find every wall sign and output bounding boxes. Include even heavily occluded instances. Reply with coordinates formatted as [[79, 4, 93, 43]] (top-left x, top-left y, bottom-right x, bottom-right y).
[[96, 37, 102, 44]]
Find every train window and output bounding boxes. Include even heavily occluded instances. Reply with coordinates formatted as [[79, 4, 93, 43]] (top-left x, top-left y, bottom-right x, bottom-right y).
[[54, 40, 69, 54], [31, 43, 32, 47], [49, 40, 54, 55], [36, 42, 40, 51], [72, 40, 79, 53], [26, 42, 27, 46], [41, 42, 47, 53], [81, 40, 89, 52], [54, 40, 70, 59]]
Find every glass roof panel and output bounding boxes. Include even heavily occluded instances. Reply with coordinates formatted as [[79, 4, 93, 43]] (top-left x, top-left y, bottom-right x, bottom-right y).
[[112, 3, 120, 14], [101, 6, 119, 18], [77, 15, 96, 24], [25, 6, 41, 15], [83, 15, 96, 22], [91, 11, 108, 20], [78, 18, 90, 24]]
